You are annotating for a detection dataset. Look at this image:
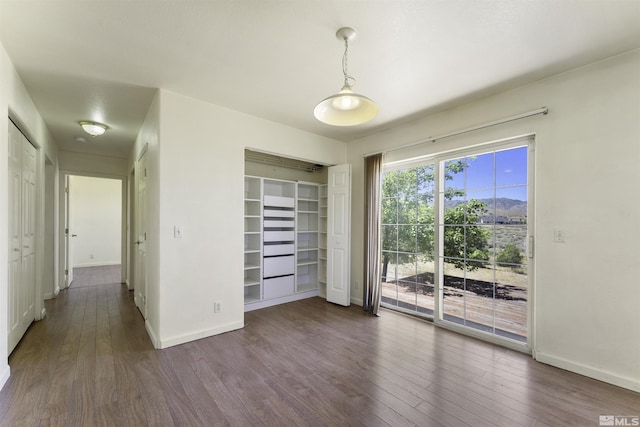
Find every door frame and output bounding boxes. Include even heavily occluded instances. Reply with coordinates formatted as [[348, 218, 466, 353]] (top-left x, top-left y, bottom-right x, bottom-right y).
[[58, 171, 128, 290]]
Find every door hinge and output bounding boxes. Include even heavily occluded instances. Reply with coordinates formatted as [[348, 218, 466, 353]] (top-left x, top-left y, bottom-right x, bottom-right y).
[[65, 269, 68, 275], [144, 168, 147, 178], [528, 236, 534, 258], [65, 228, 69, 236], [65, 186, 69, 193]]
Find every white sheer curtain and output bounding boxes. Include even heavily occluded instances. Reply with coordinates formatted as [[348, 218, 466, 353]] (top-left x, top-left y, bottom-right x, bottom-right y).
[[363, 153, 383, 315]]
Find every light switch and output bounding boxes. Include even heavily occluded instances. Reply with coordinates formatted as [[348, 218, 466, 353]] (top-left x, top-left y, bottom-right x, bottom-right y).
[[553, 228, 565, 243], [174, 225, 184, 238]]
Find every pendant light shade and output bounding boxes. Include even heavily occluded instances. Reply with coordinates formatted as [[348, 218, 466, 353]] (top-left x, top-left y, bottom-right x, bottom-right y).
[[314, 87, 378, 126], [314, 27, 378, 126]]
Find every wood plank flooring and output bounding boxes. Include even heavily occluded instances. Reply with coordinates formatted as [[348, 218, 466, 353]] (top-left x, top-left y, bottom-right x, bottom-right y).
[[0, 284, 638, 426], [70, 265, 122, 288]]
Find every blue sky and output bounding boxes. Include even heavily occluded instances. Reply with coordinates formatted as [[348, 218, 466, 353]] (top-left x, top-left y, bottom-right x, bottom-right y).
[[445, 146, 528, 201]]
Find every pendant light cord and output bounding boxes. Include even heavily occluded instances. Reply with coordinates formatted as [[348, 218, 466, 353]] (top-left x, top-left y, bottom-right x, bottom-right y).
[[342, 38, 356, 89]]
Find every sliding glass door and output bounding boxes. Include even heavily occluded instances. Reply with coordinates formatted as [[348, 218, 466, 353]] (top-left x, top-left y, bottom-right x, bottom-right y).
[[440, 145, 529, 342], [381, 138, 532, 345]]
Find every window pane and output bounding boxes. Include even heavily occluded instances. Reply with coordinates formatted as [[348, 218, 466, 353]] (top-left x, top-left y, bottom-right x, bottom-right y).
[[397, 225, 417, 253], [494, 267, 527, 342], [443, 201, 464, 225], [466, 189, 495, 224], [442, 260, 465, 324], [495, 225, 527, 267], [381, 251, 397, 283], [496, 146, 527, 187], [397, 280, 417, 311], [417, 165, 435, 197], [495, 187, 527, 224], [465, 153, 494, 190], [465, 225, 493, 262], [416, 224, 434, 255], [416, 257, 435, 315], [443, 158, 465, 196], [398, 195, 417, 224], [381, 198, 398, 225], [443, 226, 464, 258], [382, 225, 397, 251], [382, 171, 399, 197]]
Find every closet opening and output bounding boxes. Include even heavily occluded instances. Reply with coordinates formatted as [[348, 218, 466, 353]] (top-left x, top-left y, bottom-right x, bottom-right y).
[[244, 149, 349, 311]]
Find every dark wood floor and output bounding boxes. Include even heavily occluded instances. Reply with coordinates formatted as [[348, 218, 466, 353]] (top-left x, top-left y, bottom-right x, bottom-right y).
[[71, 265, 122, 288], [0, 285, 638, 426]]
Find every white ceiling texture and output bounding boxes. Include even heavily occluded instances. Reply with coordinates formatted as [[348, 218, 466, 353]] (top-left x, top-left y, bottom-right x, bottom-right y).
[[1, 0, 639, 159]]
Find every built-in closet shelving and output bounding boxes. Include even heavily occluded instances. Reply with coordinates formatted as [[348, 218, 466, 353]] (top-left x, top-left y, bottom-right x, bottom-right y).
[[318, 184, 328, 298], [244, 177, 262, 304], [296, 183, 319, 294], [243, 176, 325, 311]]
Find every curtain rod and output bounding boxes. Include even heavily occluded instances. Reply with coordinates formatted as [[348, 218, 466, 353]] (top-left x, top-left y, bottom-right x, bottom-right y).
[[363, 106, 548, 158]]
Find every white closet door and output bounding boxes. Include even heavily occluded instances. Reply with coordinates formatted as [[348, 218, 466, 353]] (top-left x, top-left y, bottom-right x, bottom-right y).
[[327, 163, 351, 306], [8, 120, 37, 354], [135, 148, 149, 319]]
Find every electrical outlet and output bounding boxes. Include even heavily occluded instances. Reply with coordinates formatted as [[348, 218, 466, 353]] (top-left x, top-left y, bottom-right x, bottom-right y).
[[553, 228, 565, 243], [174, 225, 183, 238], [355, 280, 360, 289], [214, 301, 221, 313]]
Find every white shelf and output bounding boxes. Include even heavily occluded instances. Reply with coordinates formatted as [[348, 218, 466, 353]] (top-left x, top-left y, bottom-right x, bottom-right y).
[[244, 279, 260, 287]]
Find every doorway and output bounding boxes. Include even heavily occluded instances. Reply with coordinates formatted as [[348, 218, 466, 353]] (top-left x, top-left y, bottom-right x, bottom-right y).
[[63, 175, 125, 289]]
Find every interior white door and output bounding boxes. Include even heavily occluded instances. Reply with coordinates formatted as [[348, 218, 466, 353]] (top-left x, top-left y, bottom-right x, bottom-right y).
[[326, 163, 351, 306], [135, 149, 148, 318], [8, 120, 37, 353]]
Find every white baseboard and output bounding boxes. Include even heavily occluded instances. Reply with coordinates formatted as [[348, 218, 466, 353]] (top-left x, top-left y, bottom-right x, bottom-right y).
[[73, 261, 121, 268], [535, 351, 640, 393], [158, 320, 245, 349], [244, 289, 319, 312], [0, 364, 10, 392]]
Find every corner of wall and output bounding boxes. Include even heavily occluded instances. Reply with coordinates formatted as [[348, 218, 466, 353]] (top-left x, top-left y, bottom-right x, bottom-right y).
[[0, 364, 9, 392]]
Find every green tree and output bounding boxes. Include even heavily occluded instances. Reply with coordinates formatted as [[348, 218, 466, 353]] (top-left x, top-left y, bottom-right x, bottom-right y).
[[442, 199, 490, 270], [496, 244, 523, 266], [381, 159, 490, 280]]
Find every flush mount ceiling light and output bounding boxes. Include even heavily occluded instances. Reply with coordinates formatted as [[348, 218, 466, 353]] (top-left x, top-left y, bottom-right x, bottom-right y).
[[314, 27, 378, 126], [79, 120, 108, 137]]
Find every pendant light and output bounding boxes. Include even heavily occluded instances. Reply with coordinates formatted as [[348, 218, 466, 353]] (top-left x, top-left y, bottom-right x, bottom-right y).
[[314, 27, 378, 126]]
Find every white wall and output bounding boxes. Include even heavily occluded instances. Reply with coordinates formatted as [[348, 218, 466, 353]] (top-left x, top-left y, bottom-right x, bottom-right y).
[[129, 90, 160, 344], [130, 89, 346, 349], [69, 176, 122, 267], [0, 41, 59, 390], [347, 49, 640, 392]]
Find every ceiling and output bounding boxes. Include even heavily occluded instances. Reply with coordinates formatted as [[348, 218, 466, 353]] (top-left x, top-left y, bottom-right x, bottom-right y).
[[1, 1, 639, 159]]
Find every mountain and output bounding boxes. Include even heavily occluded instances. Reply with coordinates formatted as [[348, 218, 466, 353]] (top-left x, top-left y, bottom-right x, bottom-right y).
[[444, 197, 527, 219]]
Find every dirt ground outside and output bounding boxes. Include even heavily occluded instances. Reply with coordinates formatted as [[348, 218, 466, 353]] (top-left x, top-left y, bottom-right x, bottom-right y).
[[382, 260, 527, 339]]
